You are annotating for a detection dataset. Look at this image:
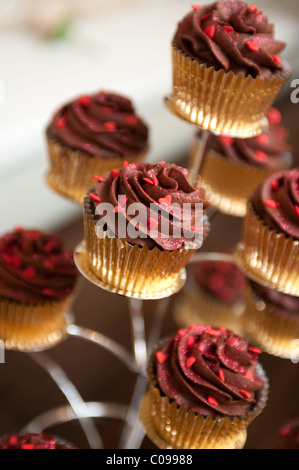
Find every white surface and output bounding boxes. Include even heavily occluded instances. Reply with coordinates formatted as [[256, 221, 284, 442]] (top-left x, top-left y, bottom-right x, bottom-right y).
[[0, 0, 298, 232]]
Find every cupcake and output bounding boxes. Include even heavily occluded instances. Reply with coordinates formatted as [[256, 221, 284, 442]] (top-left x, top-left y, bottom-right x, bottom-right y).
[[244, 279, 299, 360], [277, 419, 299, 449], [140, 325, 268, 449], [79, 162, 209, 299], [0, 228, 78, 351], [0, 433, 74, 449], [236, 168, 299, 296], [174, 259, 246, 336], [195, 108, 292, 216], [168, 1, 292, 137], [46, 91, 149, 204]]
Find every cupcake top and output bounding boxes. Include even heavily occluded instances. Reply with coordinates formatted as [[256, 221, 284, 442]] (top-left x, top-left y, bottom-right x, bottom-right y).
[[88, 162, 209, 251], [46, 91, 149, 159], [0, 433, 73, 449], [277, 419, 299, 449], [153, 325, 264, 417], [251, 168, 299, 239], [190, 260, 246, 304], [249, 280, 299, 318], [173, 1, 286, 78], [0, 228, 78, 304], [207, 108, 292, 170]]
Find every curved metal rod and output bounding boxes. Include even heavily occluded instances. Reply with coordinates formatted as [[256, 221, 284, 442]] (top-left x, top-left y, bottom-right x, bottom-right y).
[[189, 129, 209, 185], [67, 324, 139, 374], [128, 299, 147, 373], [22, 402, 129, 435], [27, 352, 103, 449], [188, 251, 236, 265]]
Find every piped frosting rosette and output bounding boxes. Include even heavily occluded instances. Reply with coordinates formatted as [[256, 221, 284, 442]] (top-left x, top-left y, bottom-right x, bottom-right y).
[[140, 324, 268, 449]]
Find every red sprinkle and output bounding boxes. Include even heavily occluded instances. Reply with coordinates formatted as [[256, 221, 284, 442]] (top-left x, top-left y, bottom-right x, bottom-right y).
[[248, 3, 257, 12], [118, 195, 128, 206], [158, 195, 172, 207], [178, 329, 185, 339], [156, 351, 167, 364], [267, 108, 281, 125], [147, 217, 159, 230], [222, 25, 233, 34], [207, 396, 218, 407], [280, 426, 291, 437], [187, 336, 195, 348], [152, 174, 159, 187], [256, 133, 269, 145], [125, 116, 138, 125], [56, 115, 67, 129], [246, 40, 259, 52], [45, 241, 55, 253], [42, 288, 56, 296], [264, 199, 279, 209], [218, 369, 225, 383], [2, 254, 20, 268], [240, 389, 251, 399], [192, 5, 201, 11], [249, 347, 262, 354], [78, 95, 91, 106], [143, 177, 154, 185], [186, 356, 196, 368], [104, 121, 116, 132], [93, 175, 105, 182], [244, 370, 254, 381], [272, 55, 282, 65], [271, 179, 279, 191], [89, 193, 101, 203], [226, 338, 238, 344], [122, 160, 129, 168], [159, 161, 166, 166], [201, 12, 212, 21], [219, 135, 234, 146], [111, 169, 120, 179], [23, 267, 35, 279], [203, 25, 215, 39], [294, 205, 299, 217], [219, 326, 227, 334], [206, 328, 221, 336], [113, 205, 124, 213], [254, 150, 267, 162]]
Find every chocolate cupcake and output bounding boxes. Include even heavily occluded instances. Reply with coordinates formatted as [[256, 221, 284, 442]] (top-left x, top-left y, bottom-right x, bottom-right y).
[[195, 108, 292, 216], [169, 1, 292, 137], [174, 259, 246, 335], [140, 325, 268, 449], [46, 91, 149, 204], [244, 280, 299, 359], [0, 228, 78, 351], [236, 168, 299, 295], [79, 162, 209, 299], [277, 419, 299, 449], [0, 433, 74, 449]]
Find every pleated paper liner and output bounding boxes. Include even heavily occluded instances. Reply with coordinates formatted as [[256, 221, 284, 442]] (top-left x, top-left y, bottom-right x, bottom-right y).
[[174, 288, 245, 337], [235, 202, 299, 296], [46, 138, 148, 205], [196, 149, 275, 217], [243, 286, 299, 360], [169, 45, 292, 138], [140, 354, 269, 450], [0, 296, 75, 352]]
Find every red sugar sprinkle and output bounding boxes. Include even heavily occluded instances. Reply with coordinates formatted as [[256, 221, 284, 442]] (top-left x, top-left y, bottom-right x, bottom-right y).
[[244, 370, 254, 381], [248, 3, 257, 12], [246, 40, 259, 52], [78, 95, 91, 106], [264, 199, 279, 209], [226, 338, 238, 344], [189, 226, 200, 231], [218, 369, 225, 383], [113, 205, 124, 213], [143, 177, 154, 185], [280, 426, 291, 437], [158, 195, 172, 207], [240, 389, 251, 399], [2, 254, 20, 268], [89, 193, 101, 203], [254, 150, 267, 162], [23, 267, 35, 279], [118, 195, 128, 206], [271, 179, 279, 191], [45, 241, 55, 253], [93, 175, 105, 182], [219, 326, 227, 334], [219, 135, 234, 146], [206, 328, 221, 336], [22, 444, 35, 449], [111, 169, 120, 179], [249, 347, 262, 354], [178, 329, 185, 339], [125, 116, 138, 125], [159, 161, 166, 166], [42, 288, 56, 296], [187, 336, 195, 348], [152, 174, 159, 187], [272, 55, 282, 65], [186, 356, 196, 368], [207, 396, 218, 407], [147, 217, 159, 230], [192, 5, 201, 11], [267, 108, 281, 125], [294, 205, 299, 217], [201, 12, 211, 21], [255, 133, 269, 145], [122, 160, 129, 168], [14, 226, 24, 232], [104, 121, 116, 132], [156, 351, 167, 364], [222, 25, 233, 34], [203, 25, 215, 39], [56, 115, 67, 129]]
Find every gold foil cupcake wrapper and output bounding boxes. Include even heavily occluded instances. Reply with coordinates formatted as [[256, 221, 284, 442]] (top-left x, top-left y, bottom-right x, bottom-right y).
[[168, 45, 292, 138], [46, 139, 148, 205], [0, 296, 74, 352], [140, 356, 269, 449], [236, 202, 299, 296], [80, 197, 198, 299], [174, 288, 245, 337], [243, 286, 299, 360], [196, 149, 273, 217]]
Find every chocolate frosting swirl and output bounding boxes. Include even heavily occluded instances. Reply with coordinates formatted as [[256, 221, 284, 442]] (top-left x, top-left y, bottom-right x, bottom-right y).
[[191, 260, 246, 304], [155, 325, 264, 417], [173, 1, 286, 78], [208, 108, 292, 169], [252, 168, 299, 239], [46, 91, 149, 158], [0, 229, 78, 304], [91, 162, 209, 251], [250, 280, 299, 317]]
